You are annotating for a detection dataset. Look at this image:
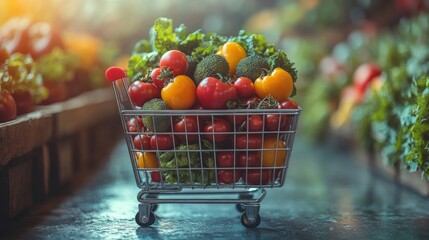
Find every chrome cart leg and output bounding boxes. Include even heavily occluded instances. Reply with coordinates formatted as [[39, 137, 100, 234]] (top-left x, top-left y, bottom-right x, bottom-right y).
[[135, 203, 155, 227], [241, 204, 261, 228]]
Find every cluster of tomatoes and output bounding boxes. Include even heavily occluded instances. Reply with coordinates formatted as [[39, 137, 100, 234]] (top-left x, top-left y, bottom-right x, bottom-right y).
[[126, 47, 299, 185]]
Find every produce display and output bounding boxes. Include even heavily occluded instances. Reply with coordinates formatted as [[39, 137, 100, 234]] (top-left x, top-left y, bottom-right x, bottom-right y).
[[302, 13, 429, 180], [0, 17, 120, 123], [123, 18, 300, 186]]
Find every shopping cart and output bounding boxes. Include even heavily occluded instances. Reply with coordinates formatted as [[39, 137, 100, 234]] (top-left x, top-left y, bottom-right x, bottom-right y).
[[105, 67, 301, 228]]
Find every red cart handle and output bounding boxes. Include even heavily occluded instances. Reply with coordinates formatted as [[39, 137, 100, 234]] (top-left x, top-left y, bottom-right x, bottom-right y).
[[105, 66, 127, 82]]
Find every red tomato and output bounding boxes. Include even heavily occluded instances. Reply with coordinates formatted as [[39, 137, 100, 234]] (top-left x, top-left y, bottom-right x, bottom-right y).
[[11, 90, 35, 115], [353, 63, 382, 99], [234, 77, 254, 98], [127, 117, 144, 133], [192, 103, 211, 124], [217, 170, 241, 184], [196, 77, 237, 109], [265, 114, 281, 131], [127, 80, 160, 107], [225, 114, 247, 126], [237, 151, 262, 167], [173, 116, 200, 144], [0, 18, 32, 55], [28, 22, 64, 59], [235, 134, 262, 149], [244, 96, 261, 109], [243, 170, 271, 185], [279, 100, 298, 110], [278, 100, 299, 131], [151, 171, 162, 182], [133, 135, 152, 150], [150, 67, 168, 90], [159, 50, 188, 76], [247, 115, 263, 132], [216, 151, 235, 168], [204, 118, 231, 144], [150, 134, 175, 150], [0, 90, 17, 123]]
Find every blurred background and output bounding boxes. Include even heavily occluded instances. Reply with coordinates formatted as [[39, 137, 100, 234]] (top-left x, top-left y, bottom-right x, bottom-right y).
[[1, 0, 428, 186]]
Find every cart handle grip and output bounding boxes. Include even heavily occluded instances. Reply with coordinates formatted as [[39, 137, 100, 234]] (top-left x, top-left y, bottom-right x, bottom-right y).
[[105, 66, 127, 82]]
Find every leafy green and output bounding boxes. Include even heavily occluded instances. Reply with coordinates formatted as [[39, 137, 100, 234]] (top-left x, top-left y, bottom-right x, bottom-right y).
[[127, 17, 298, 95], [0, 53, 47, 102], [37, 48, 80, 83]]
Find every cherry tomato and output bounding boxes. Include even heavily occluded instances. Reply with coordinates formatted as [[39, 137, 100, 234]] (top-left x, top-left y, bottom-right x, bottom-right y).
[[28, 22, 64, 59], [159, 50, 188, 76], [133, 135, 152, 150], [136, 152, 159, 169], [265, 114, 282, 131], [216, 151, 235, 168], [247, 115, 263, 132], [235, 134, 262, 149], [0, 90, 17, 123], [196, 77, 237, 109], [150, 134, 175, 150], [127, 117, 144, 134], [279, 100, 298, 109], [234, 77, 254, 98], [243, 170, 271, 185], [128, 80, 160, 107], [204, 118, 231, 144], [192, 103, 210, 124], [237, 151, 261, 167], [11, 90, 35, 115], [244, 96, 261, 109], [278, 99, 299, 131], [150, 67, 168, 89], [151, 171, 162, 182], [217, 170, 241, 184], [173, 116, 200, 144]]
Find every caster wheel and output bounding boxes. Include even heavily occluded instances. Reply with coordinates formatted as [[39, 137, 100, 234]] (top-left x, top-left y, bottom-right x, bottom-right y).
[[236, 204, 245, 213], [151, 204, 158, 212], [135, 211, 155, 227], [241, 213, 261, 228]]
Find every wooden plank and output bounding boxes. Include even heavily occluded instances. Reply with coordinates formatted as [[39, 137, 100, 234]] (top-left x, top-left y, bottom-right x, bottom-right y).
[[7, 154, 34, 218], [49, 138, 74, 192], [32, 145, 50, 203], [0, 111, 53, 166]]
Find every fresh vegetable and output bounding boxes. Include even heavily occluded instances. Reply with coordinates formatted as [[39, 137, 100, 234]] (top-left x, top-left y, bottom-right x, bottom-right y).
[[237, 151, 262, 167], [254, 67, 294, 102], [133, 135, 152, 150], [236, 55, 269, 81], [193, 54, 229, 84], [261, 137, 287, 167], [159, 50, 189, 76], [196, 77, 237, 109], [141, 98, 170, 132], [216, 42, 246, 75], [216, 151, 235, 168], [235, 134, 263, 149], [246, 115, 263, 132], [159, 142, 215, 185], [136, 152, 159, 169], [127, 117, 144, 134], [0, 90, 17, 123], [161, 75, 196, 109], [243, 170, 270, 185], [150, 134, 175, 150], [217, 170, 241, 184], [203, 118, 231, 144], [150, 67, 168, 90], [234, 77, 255, 98], [173, 116, 200, 144], [128, 80, 160, 107]]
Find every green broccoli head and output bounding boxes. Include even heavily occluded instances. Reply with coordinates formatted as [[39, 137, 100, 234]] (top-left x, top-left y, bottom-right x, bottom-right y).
[[193, 54, 229, 84], [236, 55, 270, 82], [141, 98, 170, 132]]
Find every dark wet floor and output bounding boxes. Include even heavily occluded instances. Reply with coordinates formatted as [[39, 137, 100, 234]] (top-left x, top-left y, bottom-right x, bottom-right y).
[[1, 135, 429, 240]]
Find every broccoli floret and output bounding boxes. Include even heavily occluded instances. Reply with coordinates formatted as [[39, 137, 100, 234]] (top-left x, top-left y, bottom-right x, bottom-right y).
[[141, 98, 170, 132], [236, 55, 269, 81], [193, 54, 229, 84]]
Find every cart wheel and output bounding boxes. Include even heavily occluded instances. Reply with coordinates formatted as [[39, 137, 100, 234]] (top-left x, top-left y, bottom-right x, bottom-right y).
[[236, 204, 246, 213], [135, 211, 155, 227], [241, 213, 261, 228], [151, 204, 158, 212]]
